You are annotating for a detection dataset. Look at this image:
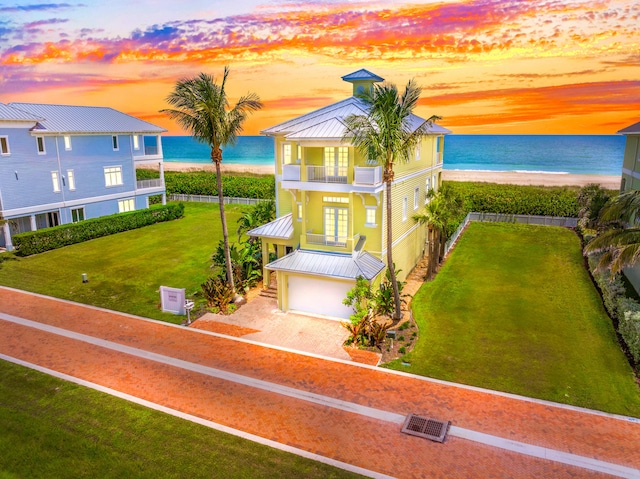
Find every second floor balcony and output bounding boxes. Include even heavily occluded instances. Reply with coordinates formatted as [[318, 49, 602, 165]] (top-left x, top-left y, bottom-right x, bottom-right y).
[[304, 231, 360, 252], [281, 164, 382, 187], [136, 178, 164, 190]]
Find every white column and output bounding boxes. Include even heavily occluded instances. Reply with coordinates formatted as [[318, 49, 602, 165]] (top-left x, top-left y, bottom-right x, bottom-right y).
[[159, 161, 167, 205], [2, 222, 13, 251], [157, 135, 163, 157], [30, 214, 37, 232]]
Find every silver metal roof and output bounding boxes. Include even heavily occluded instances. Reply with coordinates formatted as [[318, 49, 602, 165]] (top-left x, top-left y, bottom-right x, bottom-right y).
[[0, 103, 43, 121], [8, 102, 166, 134], [341, 69, 384, 83], [618, 121, 640, 135], [266, 249, 385, 280], [247, 213, 293, 239], [261, 96, 450, 141]]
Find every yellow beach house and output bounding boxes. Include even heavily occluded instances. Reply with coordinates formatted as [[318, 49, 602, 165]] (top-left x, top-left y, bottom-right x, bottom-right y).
[[619, 120, 640, 192], [250, 69, 450, 319]]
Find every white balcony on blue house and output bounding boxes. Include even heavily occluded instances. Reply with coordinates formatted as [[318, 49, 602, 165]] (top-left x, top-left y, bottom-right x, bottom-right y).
[[133, 134, 164, 164]]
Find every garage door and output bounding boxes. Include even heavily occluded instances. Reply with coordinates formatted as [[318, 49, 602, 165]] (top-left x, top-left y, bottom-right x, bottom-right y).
[[287, 276, 354, 319]]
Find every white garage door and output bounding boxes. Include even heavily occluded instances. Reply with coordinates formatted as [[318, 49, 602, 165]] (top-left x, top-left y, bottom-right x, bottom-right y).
[[288, 276, 354, 319]]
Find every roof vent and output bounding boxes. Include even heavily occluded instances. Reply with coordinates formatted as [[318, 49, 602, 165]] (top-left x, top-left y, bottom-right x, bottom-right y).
[[401, 414, 450, 443]]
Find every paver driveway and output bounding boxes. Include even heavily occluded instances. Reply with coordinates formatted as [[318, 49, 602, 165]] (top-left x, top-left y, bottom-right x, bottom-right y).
[[0, 286, 639, 479]]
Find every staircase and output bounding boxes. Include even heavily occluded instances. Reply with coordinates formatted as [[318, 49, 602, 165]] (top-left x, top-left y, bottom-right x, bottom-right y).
[[259, 274, 278, 299]]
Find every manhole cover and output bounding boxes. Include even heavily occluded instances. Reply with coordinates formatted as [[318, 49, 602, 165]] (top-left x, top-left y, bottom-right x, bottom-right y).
[[401, 414, 450, 443]]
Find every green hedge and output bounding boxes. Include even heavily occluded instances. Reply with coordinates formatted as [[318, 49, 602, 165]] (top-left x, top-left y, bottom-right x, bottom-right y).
[[136, 169, 275, 199], [445, 181, 581, 217], [13, 203, 185, 256]]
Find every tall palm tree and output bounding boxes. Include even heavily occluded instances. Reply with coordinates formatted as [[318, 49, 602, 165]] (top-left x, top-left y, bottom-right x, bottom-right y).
[[586, 189, 640, 274], [343, 80, 439, 320], [162, 68, 262, 296]]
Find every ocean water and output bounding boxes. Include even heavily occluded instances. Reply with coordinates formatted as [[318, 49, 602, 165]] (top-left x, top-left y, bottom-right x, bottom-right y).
[[162, 134, 626, 176]]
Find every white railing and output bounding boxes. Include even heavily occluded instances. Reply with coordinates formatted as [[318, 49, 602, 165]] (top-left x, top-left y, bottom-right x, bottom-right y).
[[307, 166, 348, 183], [282, 164, 301, 181], [306, 232, 348, 247], [354, 166, 382, 185], [136, 179, 163, 189]]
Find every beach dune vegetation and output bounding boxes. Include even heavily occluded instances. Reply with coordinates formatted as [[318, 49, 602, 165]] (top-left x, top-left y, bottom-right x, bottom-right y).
[[162, 68, 262, 299]]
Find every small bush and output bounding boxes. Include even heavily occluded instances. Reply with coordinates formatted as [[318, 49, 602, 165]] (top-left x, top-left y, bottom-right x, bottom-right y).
[[398, 346, 406, 355], [620, 311, 640, 364], [201, 276, 234, 314], [13, 203, 184, 256]]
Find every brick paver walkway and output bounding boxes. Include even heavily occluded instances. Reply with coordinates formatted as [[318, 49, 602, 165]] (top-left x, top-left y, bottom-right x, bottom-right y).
[[1, 286, 639, 479]]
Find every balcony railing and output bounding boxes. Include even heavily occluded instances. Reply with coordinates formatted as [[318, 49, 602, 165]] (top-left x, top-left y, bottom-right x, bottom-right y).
[[354, 166, 382, 185], [145, 145, 159, 156], [305, 232, 360, 250], [136, 178, 163, 189], [307, 166, 348, 184], [282, 164, 301, 181]]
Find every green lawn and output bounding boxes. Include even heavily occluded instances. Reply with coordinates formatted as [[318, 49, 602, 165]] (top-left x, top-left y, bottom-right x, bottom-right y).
[[0, 360, 360, 479], [386, 222, 640, 417], [0, 202, 245, 323]]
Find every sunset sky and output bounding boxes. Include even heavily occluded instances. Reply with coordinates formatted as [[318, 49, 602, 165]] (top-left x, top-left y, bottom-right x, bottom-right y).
[[1, 0, 638, 135]]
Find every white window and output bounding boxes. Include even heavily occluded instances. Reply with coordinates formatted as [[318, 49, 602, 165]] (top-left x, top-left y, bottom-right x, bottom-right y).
[[297, 145, 302, 163], [112, 135, 119, 151], [324, 147, 349, 176], [118, 198, 135, 213], [296, 203, 302, 221], [133, 135, 140, 150], [402, 196, 408, 222], [323, 196, 349, 204], [64, 136, 72, 150], [282, 144, 292, 164], [67, 169, 76, 190], [37, 136, 46, 154], [51, 171, 60, 192], [365, 207, 377, 227], [1, 136, 10, 155], [414, 186, 420, 210], [71, 207, 85, 222], [324, 206, 348, 245], [104, 166, 123, 187]]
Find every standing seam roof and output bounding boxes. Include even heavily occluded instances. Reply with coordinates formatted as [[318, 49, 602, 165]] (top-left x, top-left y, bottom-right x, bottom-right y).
[[8, 103, 166, 134]]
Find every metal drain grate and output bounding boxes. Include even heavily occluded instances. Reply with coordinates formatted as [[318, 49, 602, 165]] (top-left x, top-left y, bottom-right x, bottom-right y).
[[401, 414, 450, 443]]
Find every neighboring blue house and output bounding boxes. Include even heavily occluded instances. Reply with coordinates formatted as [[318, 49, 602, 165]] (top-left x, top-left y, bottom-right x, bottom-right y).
[[0, 102, 166, 251]]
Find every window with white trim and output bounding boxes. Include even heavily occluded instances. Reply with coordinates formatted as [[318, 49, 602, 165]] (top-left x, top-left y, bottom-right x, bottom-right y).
[[365, 207, 377, 227], [36, 136, 46, 154], [414, 186, 420, 210], [104, 166, 123, 187], [118, 198, 135, 213], [296, 203, 302, 221], [71, 207, 85, 222], [51, 171, 60, 192], [112, 135, 119, 151], [67, 169, 76, 190], [402, 196, 408, 222], [425, 177, 431, 204], [415, 139, 421, 161], [0, 136, 9, 155], [282, 143, 292, 164], [64, 136, 71, 150], [297, 145, 302, 163], [323, 196, 349, 204], [133, 135, 140, 150]]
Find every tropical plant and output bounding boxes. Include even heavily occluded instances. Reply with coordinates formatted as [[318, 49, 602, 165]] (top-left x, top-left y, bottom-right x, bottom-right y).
[[585, 189, 640, 274], [201, 276, 235, 314], [374, 266, 408, 317], [414, 184, 465, 278], [162, 68, 262, 299], [237, 199, 275, 241], [577, 183, 612, 231], [211, 240, 262, 293], [343, 79, 440, 320]]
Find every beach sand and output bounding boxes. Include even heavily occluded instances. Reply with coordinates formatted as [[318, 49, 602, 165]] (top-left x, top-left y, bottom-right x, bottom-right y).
[[158, 161, 621, 189]]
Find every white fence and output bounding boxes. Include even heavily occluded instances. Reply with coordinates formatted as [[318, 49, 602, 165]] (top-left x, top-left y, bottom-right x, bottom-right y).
[[168, 194, 266, 205], [444, 212, 578, 257]]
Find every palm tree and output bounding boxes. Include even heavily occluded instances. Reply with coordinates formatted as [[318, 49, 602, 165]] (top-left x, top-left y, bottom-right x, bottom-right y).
[[343, 80, 439, 320], [586, 189, 640, 274], [414, 185, 464, 278], [162, 68, 262, 297]]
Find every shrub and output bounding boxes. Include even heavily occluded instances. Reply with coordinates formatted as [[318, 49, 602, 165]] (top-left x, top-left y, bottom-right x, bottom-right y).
[[13, 203, 184, 256], [164, 171, 275, 199], [587, 255, 627, 321], [201, 276, 234, 314], [444, 181, 583, 217], [620, 311, 640, 364]]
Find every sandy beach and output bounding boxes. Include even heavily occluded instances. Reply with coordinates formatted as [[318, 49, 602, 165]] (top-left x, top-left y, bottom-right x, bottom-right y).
[[159, 161, 621, 189]]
